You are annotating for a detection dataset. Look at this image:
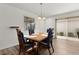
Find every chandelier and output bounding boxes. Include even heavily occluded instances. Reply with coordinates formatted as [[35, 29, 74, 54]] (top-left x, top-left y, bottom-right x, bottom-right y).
[[38, 3, 46, 20]]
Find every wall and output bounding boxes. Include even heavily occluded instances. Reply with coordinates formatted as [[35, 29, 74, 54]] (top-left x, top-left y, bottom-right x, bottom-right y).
[[0, 4, 38, 50]]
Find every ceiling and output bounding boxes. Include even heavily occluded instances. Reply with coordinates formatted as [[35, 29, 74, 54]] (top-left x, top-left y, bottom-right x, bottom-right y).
[[6, 3, 79, 17]]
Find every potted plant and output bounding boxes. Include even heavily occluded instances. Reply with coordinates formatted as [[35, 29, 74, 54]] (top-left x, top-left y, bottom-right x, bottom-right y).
[[68, 32, 74, 37], [58, 32, 64, 36]]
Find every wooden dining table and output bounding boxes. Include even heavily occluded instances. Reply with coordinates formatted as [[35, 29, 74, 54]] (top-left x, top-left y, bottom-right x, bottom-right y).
[[24, 32, 48, 54]]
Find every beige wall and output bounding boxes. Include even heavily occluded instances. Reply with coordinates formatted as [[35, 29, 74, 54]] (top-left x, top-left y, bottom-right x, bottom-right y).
[[0, 4, 38, 49]]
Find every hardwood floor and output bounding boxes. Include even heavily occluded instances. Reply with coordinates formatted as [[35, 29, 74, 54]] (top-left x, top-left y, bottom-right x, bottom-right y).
[[53, 39, 79, 55], [0, 39, 79, 55]]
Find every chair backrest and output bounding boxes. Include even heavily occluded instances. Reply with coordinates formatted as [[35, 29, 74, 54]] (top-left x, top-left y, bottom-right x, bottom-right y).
[[16, 29, 25, 48], [47, 28, 53, 38], [47, 28, 53, 43]]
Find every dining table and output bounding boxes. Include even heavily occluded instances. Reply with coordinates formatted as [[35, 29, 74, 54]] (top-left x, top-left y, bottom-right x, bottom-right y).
[[24, 32, 48, 54]]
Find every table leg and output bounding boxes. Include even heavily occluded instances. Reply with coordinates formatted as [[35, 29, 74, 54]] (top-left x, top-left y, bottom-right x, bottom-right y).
[[36, 42, 39, 55]]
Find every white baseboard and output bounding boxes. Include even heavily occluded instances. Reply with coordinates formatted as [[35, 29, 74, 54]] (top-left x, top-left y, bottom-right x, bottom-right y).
[[57, 36, 79, 41], [0, 43, 18, 50]]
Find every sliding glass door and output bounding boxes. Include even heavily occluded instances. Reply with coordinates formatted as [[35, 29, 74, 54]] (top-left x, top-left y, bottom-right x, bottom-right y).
[[56, 17, 79, 39], [56, 19, 68, 37]]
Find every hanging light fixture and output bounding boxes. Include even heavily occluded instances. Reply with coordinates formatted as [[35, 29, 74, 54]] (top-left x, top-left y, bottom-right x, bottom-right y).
[[38, 3, 46, 20]]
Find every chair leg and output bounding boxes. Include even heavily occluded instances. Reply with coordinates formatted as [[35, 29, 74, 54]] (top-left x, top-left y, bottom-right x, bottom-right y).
[[23, 52, 26, 55], [19, 47, 21, 55], [50, 42, 54, 53], [48, 48, 51, 55], [52, 46, 54, 53], [22, 49, 26, 55]]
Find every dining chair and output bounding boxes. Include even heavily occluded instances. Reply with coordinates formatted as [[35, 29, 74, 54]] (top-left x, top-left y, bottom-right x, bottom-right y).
[[16, 28, 36, 55], [40, 28, 54, 55]]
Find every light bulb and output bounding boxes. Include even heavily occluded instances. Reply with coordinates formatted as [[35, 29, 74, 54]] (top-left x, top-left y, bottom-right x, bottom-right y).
[[43, 17, 46, 20], [38, 16, 46, 20], [38, 17, 42, 19]]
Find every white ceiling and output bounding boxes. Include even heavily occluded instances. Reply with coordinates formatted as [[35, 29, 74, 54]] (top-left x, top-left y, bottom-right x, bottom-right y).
[[6, 3, 79, 17]]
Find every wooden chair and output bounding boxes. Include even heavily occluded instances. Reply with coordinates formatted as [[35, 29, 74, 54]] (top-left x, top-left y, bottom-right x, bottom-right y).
[[16, 28, 36, 55], [40, 28, 54, 55]]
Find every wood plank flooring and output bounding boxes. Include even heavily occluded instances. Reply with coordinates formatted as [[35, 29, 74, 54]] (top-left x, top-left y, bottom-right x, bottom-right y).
[[53, 39, 79, 55], [0, 39, 79, 55]]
